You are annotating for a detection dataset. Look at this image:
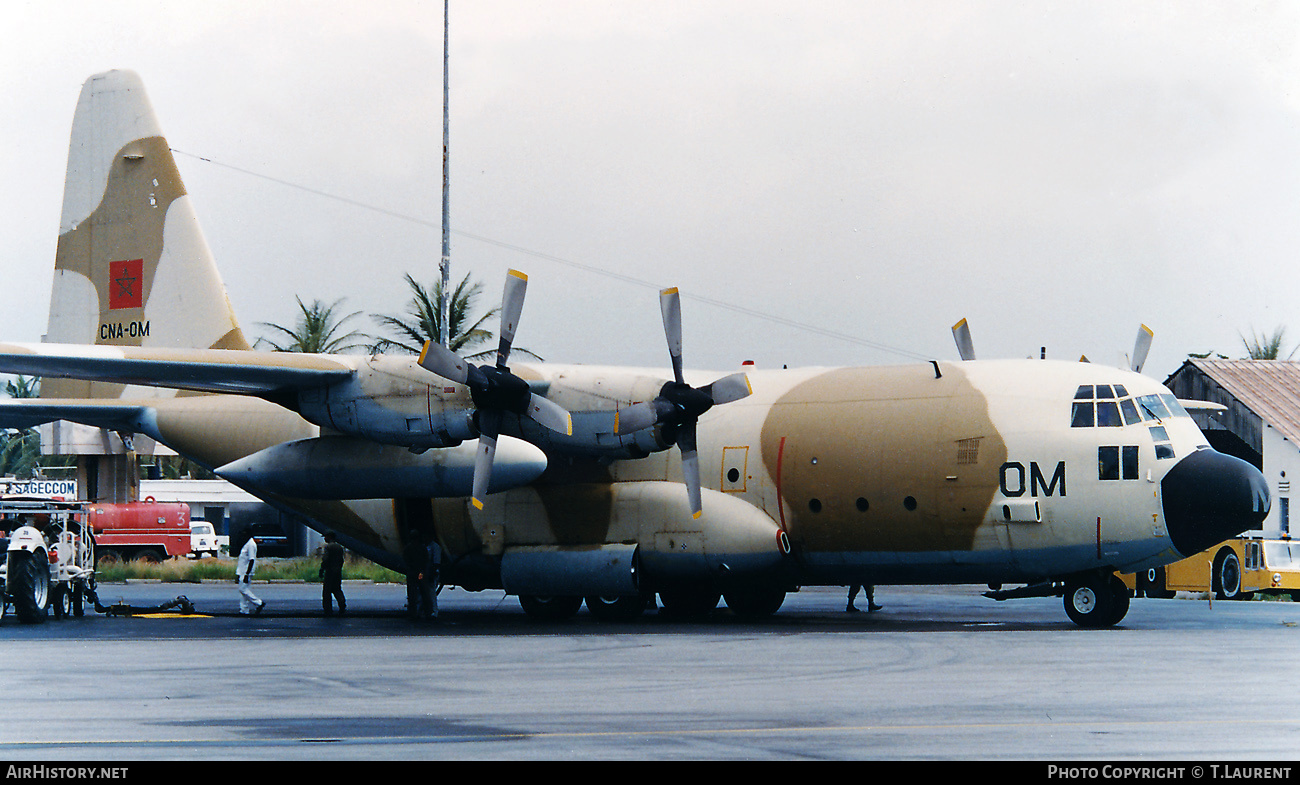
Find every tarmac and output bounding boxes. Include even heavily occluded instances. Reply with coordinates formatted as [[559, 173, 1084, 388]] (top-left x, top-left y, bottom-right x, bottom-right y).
[[1, 581, 1298, 761]]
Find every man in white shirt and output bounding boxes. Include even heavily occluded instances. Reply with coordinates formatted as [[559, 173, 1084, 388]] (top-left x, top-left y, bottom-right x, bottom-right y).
[[237, 533, 266, 615]]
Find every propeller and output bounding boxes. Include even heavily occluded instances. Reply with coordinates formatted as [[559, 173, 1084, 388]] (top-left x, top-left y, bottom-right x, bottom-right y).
[[952, 318, 976, 361], [418, 269, 572, 509], [615, 287, 752, 518], [1130, 324, 1154, 373], [953, 318, 1154, 374]]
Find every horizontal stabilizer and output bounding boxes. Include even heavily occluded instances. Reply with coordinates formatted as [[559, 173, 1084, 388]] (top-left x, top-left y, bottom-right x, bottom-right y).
[[0, 343, 355, 396], [0, 400, 152, 431]]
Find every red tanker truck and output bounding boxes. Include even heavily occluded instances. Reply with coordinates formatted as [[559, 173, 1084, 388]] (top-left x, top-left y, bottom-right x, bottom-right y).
[[86, 499, 192, 564]]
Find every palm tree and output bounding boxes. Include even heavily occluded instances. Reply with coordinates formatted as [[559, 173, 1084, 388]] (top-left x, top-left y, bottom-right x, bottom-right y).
[[6, 375, 38, 399], [0, 375, 42, 478], [373, 272, 541, 361], [1241, 327, 1296, 360], [257, 297, 371, 354]]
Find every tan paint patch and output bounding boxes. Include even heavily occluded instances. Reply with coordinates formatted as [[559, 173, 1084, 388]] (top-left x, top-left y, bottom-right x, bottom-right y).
[[44, 136, 250, 402], [533, 483, 615, 545], [530, 460, 616, 545], [759, 364, 1007, 552]]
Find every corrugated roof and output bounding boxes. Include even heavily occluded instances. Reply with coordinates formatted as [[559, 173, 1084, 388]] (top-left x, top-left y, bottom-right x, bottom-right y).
[[1170, 359, 1300, 446]]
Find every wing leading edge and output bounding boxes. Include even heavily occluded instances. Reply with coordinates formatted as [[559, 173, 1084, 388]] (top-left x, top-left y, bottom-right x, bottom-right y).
[[0, 343, 355, 396]]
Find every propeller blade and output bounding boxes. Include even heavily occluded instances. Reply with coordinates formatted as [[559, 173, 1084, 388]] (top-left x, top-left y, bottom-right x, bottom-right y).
[[660, 287, 685, 384], [1131, 324, 1153, 373], [677, 423, 702, 519], [418, 340, 470, 384], [614, 401, 660, 435], [496, 269, 528, 367], [703, 372, 752, 405], [952, 318, 976, 361], [527, 392, 573, 436], [471, 409, 502, 510], [645, 287, 750, 516]]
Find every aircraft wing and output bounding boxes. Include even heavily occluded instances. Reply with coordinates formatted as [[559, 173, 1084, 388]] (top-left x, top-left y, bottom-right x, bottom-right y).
[[0, 343, 355, 396], [0, 399, 153, 431]]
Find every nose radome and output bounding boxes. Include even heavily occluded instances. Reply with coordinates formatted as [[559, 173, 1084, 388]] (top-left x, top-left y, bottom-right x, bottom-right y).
[[1161, 449, 1270, 558]]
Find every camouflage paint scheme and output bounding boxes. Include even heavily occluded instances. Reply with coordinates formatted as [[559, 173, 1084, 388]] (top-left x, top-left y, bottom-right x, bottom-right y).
[[0, 71, 1269, 625]]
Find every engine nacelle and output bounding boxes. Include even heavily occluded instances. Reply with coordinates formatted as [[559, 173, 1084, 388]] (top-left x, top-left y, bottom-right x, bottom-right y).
[[215, 435, 547, 500], [295, 357, 477, 449]]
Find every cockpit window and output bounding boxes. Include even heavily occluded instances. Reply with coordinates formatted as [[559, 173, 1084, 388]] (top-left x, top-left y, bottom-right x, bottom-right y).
[[1096, 401, 1122, 427], [1137, 394, 1171, 421], [1072, 386, 1188, 429], [1160, 394, 1188, 418]]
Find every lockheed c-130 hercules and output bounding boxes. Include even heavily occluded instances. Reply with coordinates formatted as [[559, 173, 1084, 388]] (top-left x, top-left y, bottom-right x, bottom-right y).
[[0, 70, 1270, 627]]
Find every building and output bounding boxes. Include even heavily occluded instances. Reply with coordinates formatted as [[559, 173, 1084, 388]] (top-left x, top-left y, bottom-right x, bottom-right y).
[[1165, 358, 1300, 539], [136, 478, 315, 557]]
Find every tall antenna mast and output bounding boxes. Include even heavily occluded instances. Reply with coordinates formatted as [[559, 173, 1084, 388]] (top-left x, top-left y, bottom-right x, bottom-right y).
[[439, 0, 451, 347]]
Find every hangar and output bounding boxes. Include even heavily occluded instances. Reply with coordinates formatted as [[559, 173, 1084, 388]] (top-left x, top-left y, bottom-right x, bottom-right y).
[[1165, 358, 1300, 540]]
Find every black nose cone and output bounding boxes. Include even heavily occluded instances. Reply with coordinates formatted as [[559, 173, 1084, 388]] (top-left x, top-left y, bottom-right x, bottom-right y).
[[1162, 449, 1269, 558]]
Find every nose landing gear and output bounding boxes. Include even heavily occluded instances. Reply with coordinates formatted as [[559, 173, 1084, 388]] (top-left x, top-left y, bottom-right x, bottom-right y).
[[1063, 572, 1131, 628]]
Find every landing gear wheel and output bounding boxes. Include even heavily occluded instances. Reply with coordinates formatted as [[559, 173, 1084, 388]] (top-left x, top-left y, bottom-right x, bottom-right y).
[[584, 594, 646, 622], [657, 586, 721, 618], [1213, 549, 1244, 600], [518, 594, 582, 621], [723, 586, 787, 618], [1063, 573, 1130, 628], [9, 551, 50, 624]]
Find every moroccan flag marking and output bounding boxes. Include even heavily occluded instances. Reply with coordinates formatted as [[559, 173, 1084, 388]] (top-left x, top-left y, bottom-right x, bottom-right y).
[[109, 259, 144, 310]]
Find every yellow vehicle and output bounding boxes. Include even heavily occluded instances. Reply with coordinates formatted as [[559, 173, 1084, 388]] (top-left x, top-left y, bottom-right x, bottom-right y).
[[1123, 538, 1300, 600]]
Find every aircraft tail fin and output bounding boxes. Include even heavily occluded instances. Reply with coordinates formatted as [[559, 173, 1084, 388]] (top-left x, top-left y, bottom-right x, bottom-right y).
[[44, 69, 250, 400]]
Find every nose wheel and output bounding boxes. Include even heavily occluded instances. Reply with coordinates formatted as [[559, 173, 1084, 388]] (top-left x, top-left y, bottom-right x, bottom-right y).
[[1063, 572, 1131, 628]]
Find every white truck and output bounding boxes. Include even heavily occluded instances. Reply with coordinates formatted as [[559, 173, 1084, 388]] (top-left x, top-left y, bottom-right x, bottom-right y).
[[189, 520, 229, 559], [0, 499, 98, 623]]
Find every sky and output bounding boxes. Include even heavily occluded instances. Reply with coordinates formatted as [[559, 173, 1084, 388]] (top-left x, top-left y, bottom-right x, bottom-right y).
[[5, 1, 1300, 378]]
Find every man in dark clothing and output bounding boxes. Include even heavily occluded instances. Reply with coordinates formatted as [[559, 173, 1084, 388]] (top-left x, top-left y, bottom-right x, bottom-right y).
[[319, 531, 347, 616], [402, 529, 441, 621]]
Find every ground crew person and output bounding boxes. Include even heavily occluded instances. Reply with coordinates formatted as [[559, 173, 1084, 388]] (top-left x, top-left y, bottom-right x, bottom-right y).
[[237, 532, 266, 615], [320, 531, 347, 616], [846, 584, 881, 612], [402, 529, 441, 621]]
